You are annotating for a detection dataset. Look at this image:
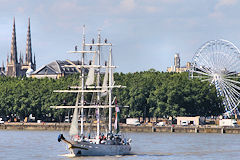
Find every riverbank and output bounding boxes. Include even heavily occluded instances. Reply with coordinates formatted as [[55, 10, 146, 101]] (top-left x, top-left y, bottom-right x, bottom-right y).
[[1, 122, 240, 134]]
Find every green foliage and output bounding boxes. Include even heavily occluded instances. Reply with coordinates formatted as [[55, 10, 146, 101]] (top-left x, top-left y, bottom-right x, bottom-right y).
[[0, 71, 224, 121], [0, 75, 80, 121], [114, 70, 224, 118]]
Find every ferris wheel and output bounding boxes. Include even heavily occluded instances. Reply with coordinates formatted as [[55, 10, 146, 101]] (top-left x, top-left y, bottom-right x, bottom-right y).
[[190, 39, 240, 115]]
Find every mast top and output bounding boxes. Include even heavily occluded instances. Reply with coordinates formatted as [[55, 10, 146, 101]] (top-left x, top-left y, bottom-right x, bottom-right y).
[[83, 25, 86, 43]]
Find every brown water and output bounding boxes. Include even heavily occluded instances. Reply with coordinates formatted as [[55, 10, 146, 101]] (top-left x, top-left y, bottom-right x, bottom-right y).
[[0, 130, 240, 160]]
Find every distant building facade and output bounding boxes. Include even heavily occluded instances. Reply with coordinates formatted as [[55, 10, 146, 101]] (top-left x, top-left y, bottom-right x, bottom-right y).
[[3, 18, 36, 77], [167, 53, 191, 73], [177, 116, 201, 126], [31, 60, 82, 79]]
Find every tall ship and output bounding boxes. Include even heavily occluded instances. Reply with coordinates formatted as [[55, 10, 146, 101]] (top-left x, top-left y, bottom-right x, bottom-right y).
[[51, 26, 131, 156]]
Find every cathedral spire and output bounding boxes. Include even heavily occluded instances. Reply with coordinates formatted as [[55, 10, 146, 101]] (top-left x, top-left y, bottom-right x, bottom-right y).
[[7, 53, 9, 64], [11, 17, 18, 64], [25, 17, 32, 64], [19, 52, 23, 64], [1, 61, 5, 72], [21, 53, 24, 64], [34, 53, 36, 65]]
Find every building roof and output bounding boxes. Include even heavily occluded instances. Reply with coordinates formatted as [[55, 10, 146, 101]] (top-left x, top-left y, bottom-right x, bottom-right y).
[[32, 60, 81, 75]]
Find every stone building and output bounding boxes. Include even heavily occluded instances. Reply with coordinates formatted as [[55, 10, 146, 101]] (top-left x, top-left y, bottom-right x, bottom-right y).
[[4, 18, 36, 77], [167, 53, 191, 73]]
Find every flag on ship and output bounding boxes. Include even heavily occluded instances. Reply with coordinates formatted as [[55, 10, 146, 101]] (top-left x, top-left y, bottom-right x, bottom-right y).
[[114, 99, 120, 134]]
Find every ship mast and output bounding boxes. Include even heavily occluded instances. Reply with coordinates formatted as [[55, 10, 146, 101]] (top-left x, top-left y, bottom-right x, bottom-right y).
[[80, 25, 86, 136], [96, 30, 101, 143], [108, 47, 112, 133]]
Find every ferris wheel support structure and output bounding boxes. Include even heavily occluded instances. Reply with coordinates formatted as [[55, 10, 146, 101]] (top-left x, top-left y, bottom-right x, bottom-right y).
[[190, 39, 240, 116]]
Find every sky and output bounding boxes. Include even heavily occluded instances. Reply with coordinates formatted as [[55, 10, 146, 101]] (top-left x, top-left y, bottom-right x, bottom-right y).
[[0, 0, 240, 73]]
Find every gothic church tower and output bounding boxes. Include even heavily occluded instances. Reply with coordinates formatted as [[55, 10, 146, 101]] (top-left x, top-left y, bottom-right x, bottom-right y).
[[6, 17, 36, 77], [6, 17, 21, 77], [21, 17, 36, 71]]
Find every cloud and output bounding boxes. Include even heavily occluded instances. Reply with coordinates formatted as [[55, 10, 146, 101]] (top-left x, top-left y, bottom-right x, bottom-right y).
[[35, 4, 45, 14], [51, 1, 85, 14], [159, 0, 180, 4], [145, 6, 158, 13], [17, 7, 25, 14], [209, 11, 224, 20], [209, 0, 237, 20], [120, 0, 136, 11], [215, 0, 237, 10]]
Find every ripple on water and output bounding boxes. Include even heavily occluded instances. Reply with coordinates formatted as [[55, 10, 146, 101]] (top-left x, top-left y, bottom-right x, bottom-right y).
[[1, 131, 240, 160]]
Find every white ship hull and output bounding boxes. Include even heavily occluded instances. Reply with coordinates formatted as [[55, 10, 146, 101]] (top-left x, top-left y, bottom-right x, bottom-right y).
[[69, 141, 131, 156]]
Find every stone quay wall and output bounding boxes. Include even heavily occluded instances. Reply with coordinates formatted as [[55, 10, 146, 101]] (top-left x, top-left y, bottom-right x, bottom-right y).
[[1, 123, 240, 134]]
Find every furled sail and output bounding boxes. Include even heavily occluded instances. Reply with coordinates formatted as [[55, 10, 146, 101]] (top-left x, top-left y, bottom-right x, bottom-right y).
[[101, 63, 109, 97], [86, 53, 96, 85], [111, 67, 115, 85], [69, 93, 80, 137], [109, 51, 115, 86]]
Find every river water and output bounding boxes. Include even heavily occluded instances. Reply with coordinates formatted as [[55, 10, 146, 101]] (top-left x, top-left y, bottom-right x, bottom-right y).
[[0, 130, 240, 160]]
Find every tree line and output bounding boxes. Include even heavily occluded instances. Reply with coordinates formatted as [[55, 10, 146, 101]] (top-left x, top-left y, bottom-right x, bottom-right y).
[[114, 69, 223, 119], [0, 70, 224, 122]]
